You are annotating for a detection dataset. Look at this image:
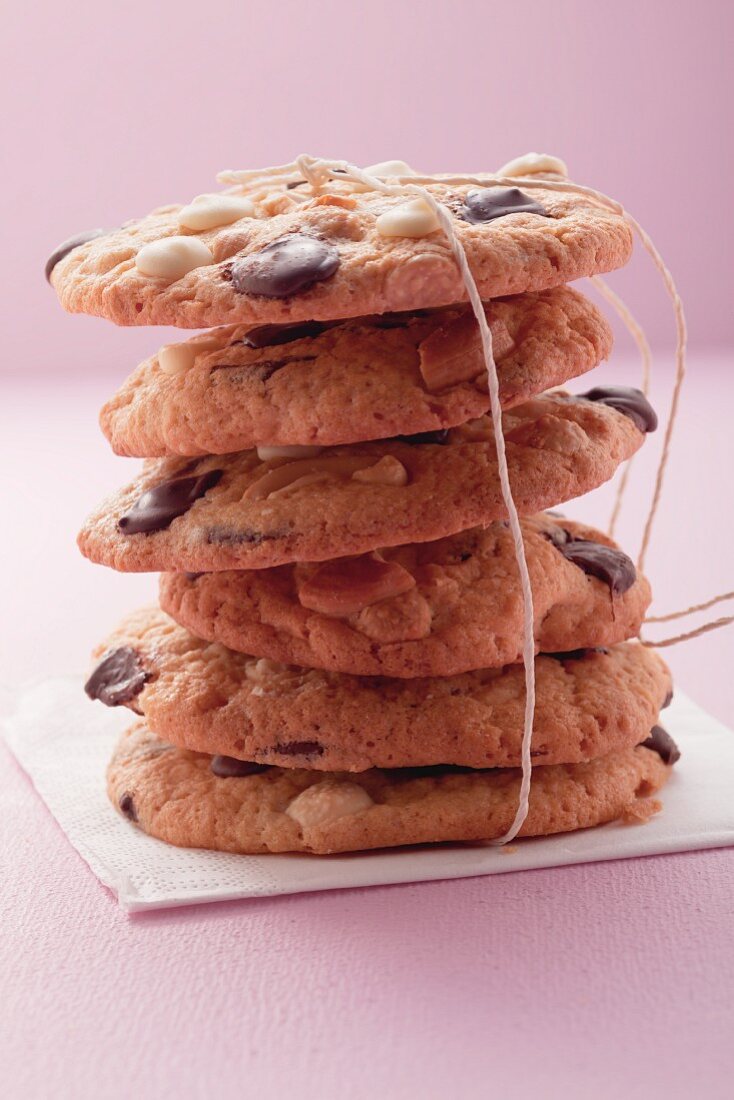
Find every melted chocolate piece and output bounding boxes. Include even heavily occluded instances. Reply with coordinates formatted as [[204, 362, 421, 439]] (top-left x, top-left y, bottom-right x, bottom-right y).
[[118, 470, 222, 536], [545, 527, 637, 595], [271, 740, 325, 758], [662, 687, 674, 709], [387, 764, 479, 779], [210, 356, 318, 384], [45, 228, 109, 282], [242, 320, 331, 348], [210, 756, 269, 778], [640, 725, 681, 765], [462, 187, 549, 225], [580, 386, 658, 433], [397, 429, 450, 446], [561, 540, 637, 595], [205, 526, 277, 546], [231, 235, 340, 298], [84, 647, 149, 706], [118, 792, 138, 821], [546, 647, 609, 662]]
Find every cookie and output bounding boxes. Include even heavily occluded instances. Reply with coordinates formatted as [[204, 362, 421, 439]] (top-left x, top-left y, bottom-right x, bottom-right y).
[[107, 723, 673, 855], [48, 174, 633, 328], [78, 389, 652, 573], [99, 287, 612, 456], [159, 514, 651, 678], [86, 606, 672, 771]]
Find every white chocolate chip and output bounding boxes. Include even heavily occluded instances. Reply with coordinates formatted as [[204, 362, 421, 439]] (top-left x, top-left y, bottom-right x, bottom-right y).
[[376, 197, 440, 238], [158, 344, 197, 376], [363, 159, 417, 178], [256, 444, 324, 462], [496, 152, 568, 178], [177, 193, 255, 231], [351, 455, 408, 486], [135, 236, 214, 281], [157, 335, 221, 375], [286, 781, 374, 829]]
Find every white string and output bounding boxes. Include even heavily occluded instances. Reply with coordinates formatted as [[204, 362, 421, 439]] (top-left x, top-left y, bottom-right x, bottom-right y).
[[645, 590, 734, 623], [216, 154, 690, 841], [643, 615, 734, 648], [220, 159, 688, 574], [274, 154, 538, 845]]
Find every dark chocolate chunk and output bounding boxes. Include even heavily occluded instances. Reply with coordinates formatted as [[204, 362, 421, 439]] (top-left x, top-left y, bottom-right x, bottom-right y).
[[45, 228, 109, 282], [388, 764, 479, 779], [545, 527, 637, 595], [242, 320, 331, 348], [560, 539, 637, 595], [118, 470, 222, 536], [210, 356, 317, 384], [85, 647, 149, 707], [271, 740, 325, 758], [545, 647, 609, 662], [461, 187, 549, 225], [205, 526, 277, 546], [118, 792, 138, 821], [231, 235, 340, 298], [662, 687, 674, 709], [579, 386, 658, 433], [397, 429, 450, 446], [210, 755, 269, 778], [640, 725, 681, 765]]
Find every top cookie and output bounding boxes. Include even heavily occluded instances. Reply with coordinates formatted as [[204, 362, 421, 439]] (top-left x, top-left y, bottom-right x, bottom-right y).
[[99, 286, 612, 456], [48, 173, 633, 328]]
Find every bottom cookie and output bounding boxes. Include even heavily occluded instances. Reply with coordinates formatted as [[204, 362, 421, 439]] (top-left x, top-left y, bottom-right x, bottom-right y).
[[108, 723, 675, 855]]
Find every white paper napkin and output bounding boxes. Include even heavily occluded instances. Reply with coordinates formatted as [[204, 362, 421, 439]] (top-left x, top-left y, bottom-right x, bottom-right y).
[[2, 676, 733, 911]]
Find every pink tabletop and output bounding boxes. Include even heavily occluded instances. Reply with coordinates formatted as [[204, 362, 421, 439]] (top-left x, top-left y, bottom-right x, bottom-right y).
[[3, 4, 733, 1094], [2, 357, 733, 1099]]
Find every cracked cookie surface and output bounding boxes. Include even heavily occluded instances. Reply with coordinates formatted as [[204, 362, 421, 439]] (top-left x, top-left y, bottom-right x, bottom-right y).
[[88, 606, 671, 771], [78, 392, 646, 573], [99, 287, 612, 455]]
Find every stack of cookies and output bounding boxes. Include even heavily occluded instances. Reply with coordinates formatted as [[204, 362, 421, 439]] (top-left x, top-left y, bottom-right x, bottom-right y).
[[47, 154, 680, 856]]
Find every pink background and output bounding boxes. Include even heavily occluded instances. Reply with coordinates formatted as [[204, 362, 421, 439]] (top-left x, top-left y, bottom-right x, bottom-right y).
[[2, 0, 733, 373], [2, 2, 733, 1098]]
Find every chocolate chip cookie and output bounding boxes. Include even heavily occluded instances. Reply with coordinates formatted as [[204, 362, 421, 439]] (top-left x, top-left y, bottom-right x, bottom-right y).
[[86, 605, 671, 771], [99, 287, 612, 455], [159, 514, 651, 677], [48, 175, 633, 328], [107, 722, 674, 854], [78, 390, 652, 573]]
